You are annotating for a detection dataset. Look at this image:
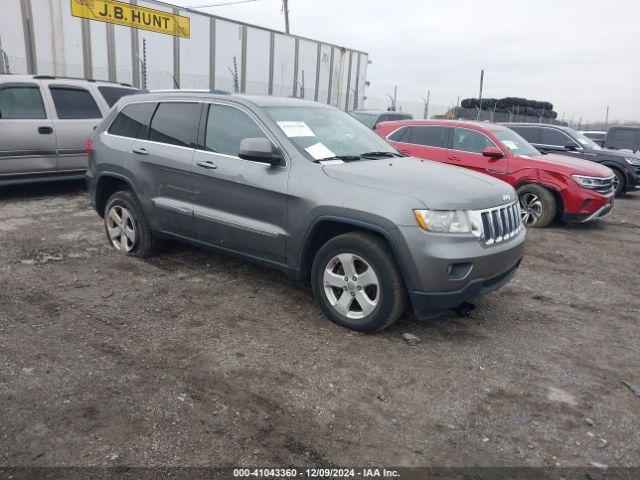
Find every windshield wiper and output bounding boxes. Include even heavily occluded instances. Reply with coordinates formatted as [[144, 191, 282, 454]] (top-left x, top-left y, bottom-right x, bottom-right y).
[[314, 155, 362, 163], [313, 152, 405, 163], [359, 151, 405, 158]]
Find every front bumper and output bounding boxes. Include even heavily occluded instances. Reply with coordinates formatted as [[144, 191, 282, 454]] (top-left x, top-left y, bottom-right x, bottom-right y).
[[563, 197, 614, 223], [409, 259, 522, 319], [397, 226, 526, 319]]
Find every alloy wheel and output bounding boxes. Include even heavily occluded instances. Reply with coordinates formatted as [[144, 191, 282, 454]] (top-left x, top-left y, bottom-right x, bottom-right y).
[[106, 205, 137, 252], [519, 192, 543, 225], [612, 175, 620, 192], [323, 253, 380, 319]]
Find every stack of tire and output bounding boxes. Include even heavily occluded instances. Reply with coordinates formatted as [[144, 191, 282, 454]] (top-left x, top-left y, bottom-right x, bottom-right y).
[[460, 97, 558, 119]]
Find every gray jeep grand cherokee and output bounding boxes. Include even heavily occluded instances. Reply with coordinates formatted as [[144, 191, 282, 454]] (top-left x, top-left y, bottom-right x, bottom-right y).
[[87, 92, 525, 332]]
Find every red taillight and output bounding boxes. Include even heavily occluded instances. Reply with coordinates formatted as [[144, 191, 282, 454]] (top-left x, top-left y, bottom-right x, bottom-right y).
[[86, 138, 93, 159]]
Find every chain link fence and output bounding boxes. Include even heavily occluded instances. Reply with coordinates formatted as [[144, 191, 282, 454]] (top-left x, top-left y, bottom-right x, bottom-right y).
[[362, 96, 450, 119]]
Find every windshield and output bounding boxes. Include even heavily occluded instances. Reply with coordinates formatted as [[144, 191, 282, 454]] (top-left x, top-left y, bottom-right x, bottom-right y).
[[348, 111, 378, 128], [266, 106, 398, 160], [494, 128, 542, 157], [570, 129, 602, 150]]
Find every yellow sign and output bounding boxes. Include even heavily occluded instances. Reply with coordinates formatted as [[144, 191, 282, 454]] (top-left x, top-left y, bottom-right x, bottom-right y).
[[71, 0, 190, 39]]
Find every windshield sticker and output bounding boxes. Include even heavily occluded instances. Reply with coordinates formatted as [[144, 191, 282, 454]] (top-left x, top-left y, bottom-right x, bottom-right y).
[[277, 121, 315, 138], [305, 142, 336, 160], [503, 140, 519, 150]]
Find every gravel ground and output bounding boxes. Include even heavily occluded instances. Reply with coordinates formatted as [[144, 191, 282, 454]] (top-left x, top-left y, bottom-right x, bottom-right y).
[[1, 182, 639, 468]]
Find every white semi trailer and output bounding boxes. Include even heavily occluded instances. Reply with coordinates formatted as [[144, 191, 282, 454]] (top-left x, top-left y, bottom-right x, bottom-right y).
[[0, 0, 368, 110]]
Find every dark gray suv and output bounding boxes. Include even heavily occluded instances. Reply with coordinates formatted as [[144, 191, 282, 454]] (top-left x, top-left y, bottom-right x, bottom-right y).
[[87, 92, 525, 332]]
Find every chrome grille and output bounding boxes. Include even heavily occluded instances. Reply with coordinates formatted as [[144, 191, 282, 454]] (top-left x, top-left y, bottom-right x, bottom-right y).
[[593, 176, 614, 194], [469, 201, 523, 246]]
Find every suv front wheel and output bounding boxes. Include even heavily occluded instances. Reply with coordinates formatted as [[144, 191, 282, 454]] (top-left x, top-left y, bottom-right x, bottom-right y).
[[104, 191, 158, 258], [517, 184, 556, 228], [311, 232, 407, 332]]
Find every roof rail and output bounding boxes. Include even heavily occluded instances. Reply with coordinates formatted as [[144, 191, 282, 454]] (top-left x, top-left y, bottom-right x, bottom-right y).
[[31, 75, 134, 88], [149, 88, 230, 95]]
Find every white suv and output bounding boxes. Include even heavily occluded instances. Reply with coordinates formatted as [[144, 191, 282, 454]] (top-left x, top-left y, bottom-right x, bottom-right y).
[[0, 75, 137, 186]]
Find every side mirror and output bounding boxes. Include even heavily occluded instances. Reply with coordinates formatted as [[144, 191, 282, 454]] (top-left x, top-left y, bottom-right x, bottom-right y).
[[238, 137, 283, 165], [482, 146, 504, 159], [565, 143, 579, 151]]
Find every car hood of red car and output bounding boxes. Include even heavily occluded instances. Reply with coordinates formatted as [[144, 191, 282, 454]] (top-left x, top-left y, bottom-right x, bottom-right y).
[[515, 153, 614, 177]]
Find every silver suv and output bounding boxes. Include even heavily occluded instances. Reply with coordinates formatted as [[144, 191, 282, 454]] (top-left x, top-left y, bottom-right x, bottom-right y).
[[0, 75, 137, 185], [87, 92, 526, 332]]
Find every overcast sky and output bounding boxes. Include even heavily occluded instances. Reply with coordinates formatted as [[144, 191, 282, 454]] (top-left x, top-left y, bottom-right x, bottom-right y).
[[176, 0, 639, 122]]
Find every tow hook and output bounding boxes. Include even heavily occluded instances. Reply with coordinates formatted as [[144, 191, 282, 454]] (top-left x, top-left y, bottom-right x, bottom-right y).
[[452, 302, 476, 317]]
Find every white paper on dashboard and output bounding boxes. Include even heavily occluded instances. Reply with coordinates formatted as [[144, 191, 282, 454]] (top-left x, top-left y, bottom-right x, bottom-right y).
[[277, 121, 315, 137], [502, 140, 518, 150], [305, 142, 336, 160]]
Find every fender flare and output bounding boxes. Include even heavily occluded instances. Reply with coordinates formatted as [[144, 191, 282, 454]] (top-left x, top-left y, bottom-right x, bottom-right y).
[[93, 172, 141, 217], [297, 215, 417, 291]]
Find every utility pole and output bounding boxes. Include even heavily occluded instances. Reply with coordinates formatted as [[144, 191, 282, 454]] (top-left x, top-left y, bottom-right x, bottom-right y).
[[422, 90, 430, 119], [142, 39, 147, 91], [0, 35, 6, 74], [477, 69, 484, 120], [605, 105, 610, 129], [387, 86, 397, 111], [282, 0, 290, 34]]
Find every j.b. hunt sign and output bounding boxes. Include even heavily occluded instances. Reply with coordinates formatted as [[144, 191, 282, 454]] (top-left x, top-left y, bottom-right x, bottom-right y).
[[71, 0, 190, 38]]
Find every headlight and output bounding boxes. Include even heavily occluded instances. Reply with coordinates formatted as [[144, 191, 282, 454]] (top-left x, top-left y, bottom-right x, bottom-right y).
[[624, 157, 640, 166], [413, 209, 472, 233], [572, 174, 611, 190]]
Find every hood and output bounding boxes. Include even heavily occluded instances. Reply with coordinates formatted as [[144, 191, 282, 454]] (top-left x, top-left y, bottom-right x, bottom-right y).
[[517, 153, 614, 177], [322, 157, 516, 210], [584, 148, 640, 161]]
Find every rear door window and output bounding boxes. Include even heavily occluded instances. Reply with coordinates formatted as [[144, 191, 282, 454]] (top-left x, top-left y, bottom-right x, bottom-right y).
[[0, 84, 47, 119], [541, 128, 575, 147], [611, 128, 638, 144], [510, 127, 541, 143], [410, 126, 449, 148], [148, 102, 201, 147], [108, 103, 157, 139], [49, 86, 102, 119], [98, 86, 138, 107], [389, 113, 412, 121], [387, 126, 412, 142]]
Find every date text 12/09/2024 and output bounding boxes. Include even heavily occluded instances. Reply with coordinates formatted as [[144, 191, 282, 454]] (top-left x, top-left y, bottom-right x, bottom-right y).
[[233, 468, 400, 478]]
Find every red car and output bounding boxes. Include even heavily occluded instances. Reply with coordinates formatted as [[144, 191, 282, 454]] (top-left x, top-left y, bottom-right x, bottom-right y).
[[376, 120, 615, 228]]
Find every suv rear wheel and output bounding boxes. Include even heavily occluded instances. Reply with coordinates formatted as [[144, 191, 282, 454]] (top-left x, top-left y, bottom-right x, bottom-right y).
[[311, 232, 407, 332], [517, 184, 556, 228], [104, 191, 158, 258]]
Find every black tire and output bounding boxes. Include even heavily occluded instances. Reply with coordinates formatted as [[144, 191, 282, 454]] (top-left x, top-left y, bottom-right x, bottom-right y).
[[612, 168, 626, 196], [517, 184, 557, 228], [311, 231, 407, 332], [103, 190, 159, 258]]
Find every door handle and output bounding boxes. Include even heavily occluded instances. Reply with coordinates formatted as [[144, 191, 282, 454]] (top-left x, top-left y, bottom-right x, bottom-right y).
[[196, 160, 218, 170], [131, 147, 148, 155], [38, 126, 53, 135], [448, 156, 459, 161]]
